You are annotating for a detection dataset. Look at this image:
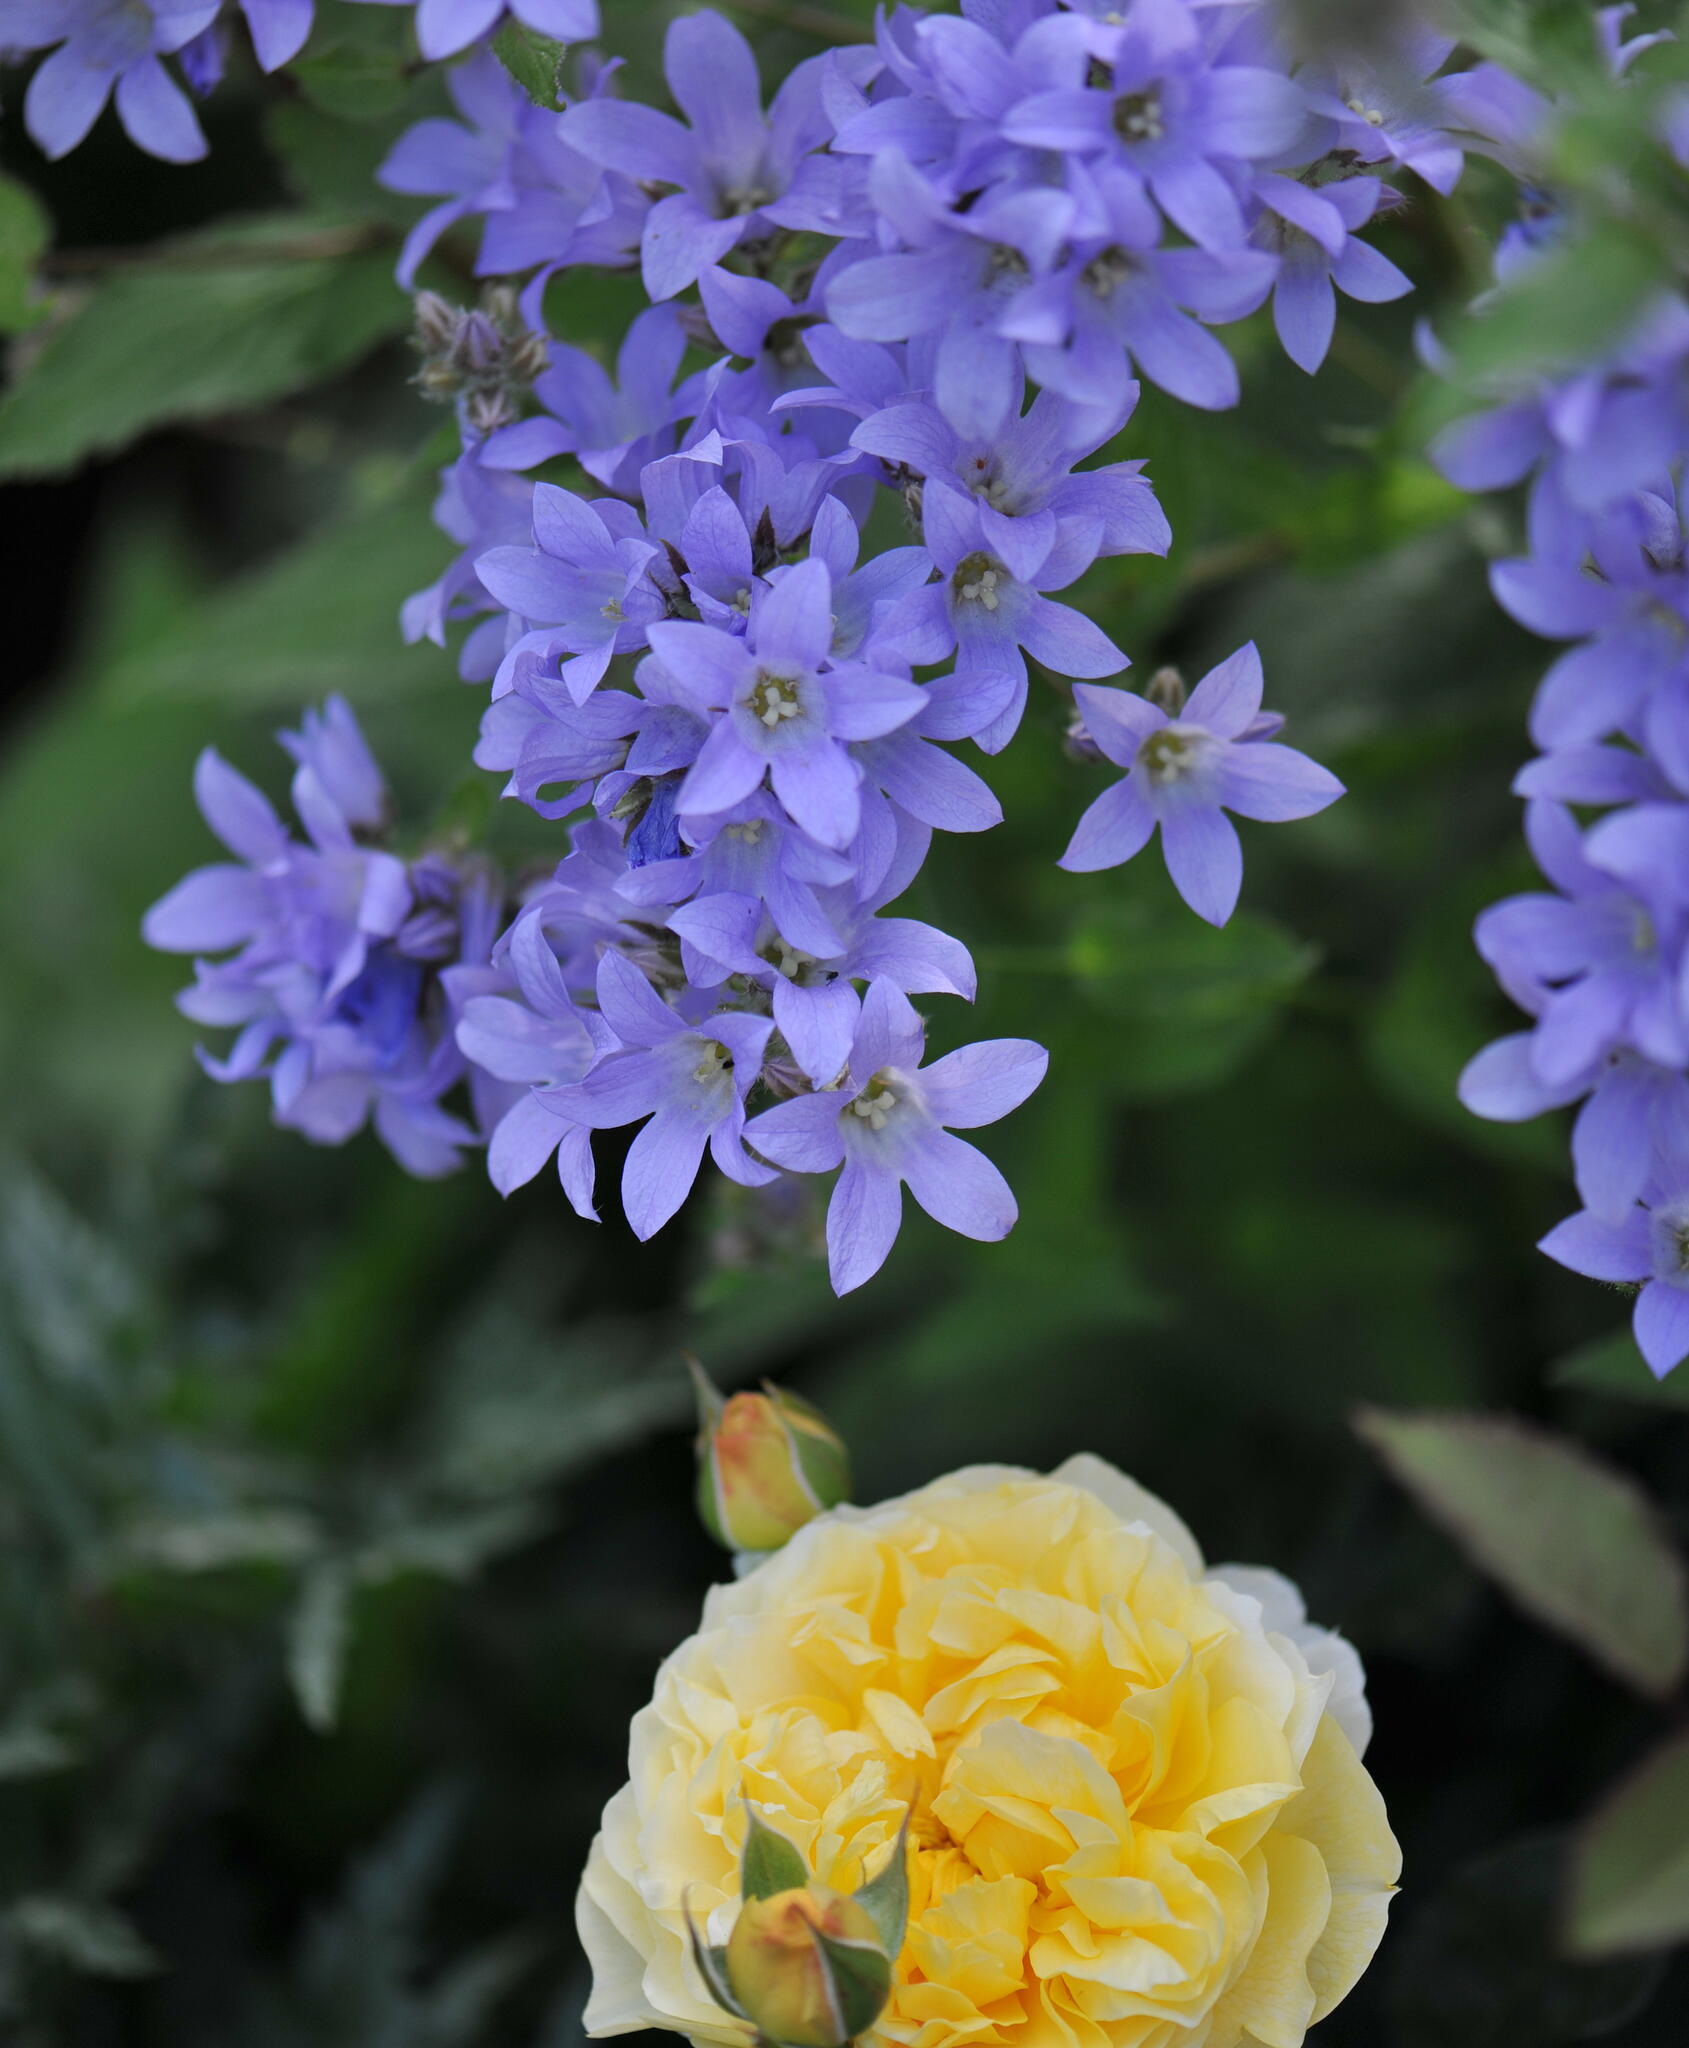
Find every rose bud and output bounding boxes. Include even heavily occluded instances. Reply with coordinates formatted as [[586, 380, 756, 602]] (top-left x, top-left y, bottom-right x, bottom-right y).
[[684, 1810, 907, 2048], [688, 1358, 850, 1556], [724, 1887, 890, 2048]]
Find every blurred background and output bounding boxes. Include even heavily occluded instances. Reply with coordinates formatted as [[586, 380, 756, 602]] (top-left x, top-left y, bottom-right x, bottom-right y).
[[2, 1, 1688, 2041]]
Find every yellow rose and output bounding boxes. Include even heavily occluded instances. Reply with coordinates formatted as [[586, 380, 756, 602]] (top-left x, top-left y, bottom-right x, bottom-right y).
[[578, 1457, 1400, 2048]]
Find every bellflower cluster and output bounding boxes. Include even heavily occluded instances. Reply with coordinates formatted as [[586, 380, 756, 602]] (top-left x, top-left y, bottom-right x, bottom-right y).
[[144, 699, 503, 1178], [362, 2, 1507, 1279], [0, 0, 600, 160], [1439, 11, 1689, 1378]]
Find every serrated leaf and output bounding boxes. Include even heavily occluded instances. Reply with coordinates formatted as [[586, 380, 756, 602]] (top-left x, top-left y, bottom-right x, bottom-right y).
[[494, 23, 569, 106], [1568, 1730, 1689, 1956], [740, 1809, 809, 1900], [0, 172, 50, 334], [288, 1561, 352, 1733], [8, 1897, 160, 1979], [0, 216, 408, 479], [1358, 1409, 1689, 1697]]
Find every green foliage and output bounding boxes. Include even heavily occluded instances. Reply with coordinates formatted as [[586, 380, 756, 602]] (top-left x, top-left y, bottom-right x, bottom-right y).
[[1569, 1732, 1689, 1957], [494, 23, 572, 106], [0, 217, 410, 479], [1358, 1409, 1689, 1697], [0, 173, 50, 335], [740, 1811, 811, 1900]]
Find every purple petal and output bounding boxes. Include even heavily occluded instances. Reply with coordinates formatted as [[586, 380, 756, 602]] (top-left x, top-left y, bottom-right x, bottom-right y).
[[26, 43, 116, 160], [1160, 804, 1243, 926], [1274, 261, 1337, 375], [746, 1090, 846, 1173], [773, 978, 859, 1087], [1539, 1208, 1651, 1282], [1573, 1067, 1657, 1219], [920, 1039, 1049, 1130], [597, 950, 682, 1049], [1634, 1281, 1689, 1379], [756, 556, 833, 673], [1217, 743, 1345, 822], [680, 720, 766, 821], [622, 1111, 709, 1241], [1184, 643, 1264, 738], [1458, 1034, 1582, 1122], [113, 56, 207, 163], [488, 1094, 566, 1195], [901, 1128, 1018, 1241], [1020, 595, 1126, 679], [194, 749, 287, 864], [143, 866, 267, 952], [770, 742, 861, 850], [1060, 776, 1157, 873], [827, 1158, 903, 1294]]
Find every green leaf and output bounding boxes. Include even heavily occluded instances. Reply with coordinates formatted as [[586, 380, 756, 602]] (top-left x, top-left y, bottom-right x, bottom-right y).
[[1568, 1730, 1689, 1956], [1444, 225, 1665, 389], [1550, 1326, 1689, 1410], [1357, 1409, 1689, 1697], [852, 1818, 910, 1957], [0, 172, 50, 334], [812, 1925, 893, 2039], [493, 22, 569, 105], [8, 1897, 160, 1979], [740, 1809, 810, 1900], [1065, 894, 1320, 1099], [0, 216, 408, 479], [290, 7, 416, 120], [683, 1907, 745, 2021], [288, 1562, 353, 1734], [94, 472, 447, 710]]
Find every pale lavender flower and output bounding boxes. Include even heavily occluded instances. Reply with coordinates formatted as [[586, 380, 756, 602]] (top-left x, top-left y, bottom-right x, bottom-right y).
[[1254, 174, 1411, 375], [1061, 644, 1343, 926], [542, 950, 776, 1240], [12, 0, 218, 162], [652, 558, 924, 850], [1540, 1144, 1689, 1378], [745, 983, 1047, 1295]]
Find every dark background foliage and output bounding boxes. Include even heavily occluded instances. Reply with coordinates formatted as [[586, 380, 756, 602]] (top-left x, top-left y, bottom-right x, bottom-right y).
[[2, 1, 1687, 2041]]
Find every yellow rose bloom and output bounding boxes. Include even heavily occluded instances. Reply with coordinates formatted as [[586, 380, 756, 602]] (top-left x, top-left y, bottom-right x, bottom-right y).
[[578, 1457, 1400, 2048]]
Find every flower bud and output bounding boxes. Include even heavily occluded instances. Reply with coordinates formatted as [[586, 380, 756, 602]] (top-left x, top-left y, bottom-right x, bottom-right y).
[[688, 1359, 850, 1555], [724, 1887, 890, 2048]]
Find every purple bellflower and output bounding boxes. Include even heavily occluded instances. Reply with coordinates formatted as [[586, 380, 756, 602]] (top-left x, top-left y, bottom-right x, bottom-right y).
[[1061, 644, 1344, 926], [745, 983, 1048, 1295]]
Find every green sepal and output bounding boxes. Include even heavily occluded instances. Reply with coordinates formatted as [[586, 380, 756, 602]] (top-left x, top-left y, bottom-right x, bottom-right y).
[[740, 1806, 809, 1901], [810, 1928, 893, 2041], [683, 1891, 747, 2020], [493, 23, 569, 107], [852, 1814, 911, 1957]]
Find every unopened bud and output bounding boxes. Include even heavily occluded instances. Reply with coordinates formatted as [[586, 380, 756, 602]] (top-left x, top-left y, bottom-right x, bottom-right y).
[[688, 1358, 850, 1555], [1145, 664, 1187, 715], [726, 1888, 890, 2048]]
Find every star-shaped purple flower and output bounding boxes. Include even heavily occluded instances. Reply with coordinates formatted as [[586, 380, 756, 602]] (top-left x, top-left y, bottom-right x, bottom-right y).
[[746, 984, 1047, 1295], [1061, 643, 1344, 926]]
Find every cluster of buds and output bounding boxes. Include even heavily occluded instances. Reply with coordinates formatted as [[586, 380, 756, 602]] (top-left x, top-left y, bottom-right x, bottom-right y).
[[688, 1359, 851, 1559], [688, 1809, 909, 2048], [411, 286, 548, 436]]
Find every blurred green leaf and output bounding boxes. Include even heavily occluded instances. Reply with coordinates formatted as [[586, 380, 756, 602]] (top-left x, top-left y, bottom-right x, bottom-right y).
[[1568, 1730, 1689, 1957], [0, 172, 49, 335], [7, 1898, 159, 1979], [93, 473, 448, 710], [1358, 1408, 1689, 1697], [289, 1562, 353, 1734], [1551, 1326, 1689, 1410], [0, 217, 408, 479], [291, 7, 417, 120], [1066, 894, 1319, 1099]]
